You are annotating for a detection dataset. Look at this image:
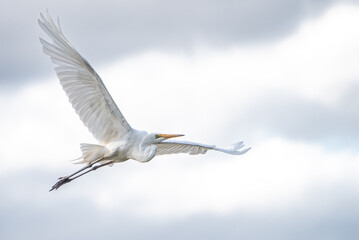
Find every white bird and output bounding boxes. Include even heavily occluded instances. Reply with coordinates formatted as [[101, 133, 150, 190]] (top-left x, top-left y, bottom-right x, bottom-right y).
[[38, 12, 250, 191]]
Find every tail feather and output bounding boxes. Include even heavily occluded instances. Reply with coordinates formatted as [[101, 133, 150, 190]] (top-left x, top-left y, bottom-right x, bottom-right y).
[[75, 143, 109, 164]]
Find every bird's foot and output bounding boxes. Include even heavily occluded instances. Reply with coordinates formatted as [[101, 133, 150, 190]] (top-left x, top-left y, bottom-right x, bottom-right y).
[[49, 177, 72, 192]]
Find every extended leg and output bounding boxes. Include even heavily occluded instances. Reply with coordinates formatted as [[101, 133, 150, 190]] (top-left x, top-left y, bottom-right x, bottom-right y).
[[65, 161, 114, 182], [58, 158, 104, 180], [49, 159, 112, 191]]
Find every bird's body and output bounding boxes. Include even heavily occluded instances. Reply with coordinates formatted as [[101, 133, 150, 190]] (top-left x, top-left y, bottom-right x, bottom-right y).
[[38, 11, 250, 191], [98, 130, 158, 163]]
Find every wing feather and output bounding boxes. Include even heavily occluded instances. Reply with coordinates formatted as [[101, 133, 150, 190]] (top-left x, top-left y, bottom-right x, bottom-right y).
[[38, 12, 132, 144], [155, 140, 251, 156]]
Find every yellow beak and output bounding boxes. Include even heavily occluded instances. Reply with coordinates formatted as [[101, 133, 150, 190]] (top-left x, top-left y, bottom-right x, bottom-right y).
[[157, 134, 184, 139]]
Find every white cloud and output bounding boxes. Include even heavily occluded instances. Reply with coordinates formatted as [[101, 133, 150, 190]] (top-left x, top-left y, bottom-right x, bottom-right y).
[[81, 138, 358, 220]]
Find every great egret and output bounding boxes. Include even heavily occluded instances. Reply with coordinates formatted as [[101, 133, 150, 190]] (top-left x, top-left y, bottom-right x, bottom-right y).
[[38, 12, 250, 191]]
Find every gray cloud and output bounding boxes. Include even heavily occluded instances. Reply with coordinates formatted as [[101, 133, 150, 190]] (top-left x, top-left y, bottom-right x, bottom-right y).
[[0, 0, 354, 86], [1, 169, 359, 240], [230, 82, 359, 149]]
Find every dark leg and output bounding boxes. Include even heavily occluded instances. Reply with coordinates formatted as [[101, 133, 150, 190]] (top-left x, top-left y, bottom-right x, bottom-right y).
[[57, 158, 104, 180], [66, 161, 114, 182], [49, 159, 113, 191]]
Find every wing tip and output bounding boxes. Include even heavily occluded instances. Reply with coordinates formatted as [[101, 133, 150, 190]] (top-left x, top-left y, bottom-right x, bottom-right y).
[[214, 141, 251, 155]]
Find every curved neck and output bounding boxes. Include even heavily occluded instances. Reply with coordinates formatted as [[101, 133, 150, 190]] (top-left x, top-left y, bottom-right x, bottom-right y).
[[131, 135, 157, 162], [137, 144, 157, 162]]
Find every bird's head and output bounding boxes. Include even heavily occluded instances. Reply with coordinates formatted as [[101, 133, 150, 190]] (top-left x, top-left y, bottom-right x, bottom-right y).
[[154, 133, 184, 143]]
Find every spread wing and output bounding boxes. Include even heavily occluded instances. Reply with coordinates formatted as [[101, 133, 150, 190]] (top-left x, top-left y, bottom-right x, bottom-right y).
[[38, 12, 132, 144], [155, 140, 251, 156]]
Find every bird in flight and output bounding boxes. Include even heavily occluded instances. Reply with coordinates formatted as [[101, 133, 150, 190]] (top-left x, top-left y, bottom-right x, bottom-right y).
[[38, 11, 250, 191]]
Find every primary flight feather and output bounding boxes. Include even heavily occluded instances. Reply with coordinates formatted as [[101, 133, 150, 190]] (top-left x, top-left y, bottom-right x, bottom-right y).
[[38, 11, 250, 191]]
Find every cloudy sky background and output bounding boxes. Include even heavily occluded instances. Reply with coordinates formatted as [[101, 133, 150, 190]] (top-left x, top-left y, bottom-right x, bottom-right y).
[[1, 0, 359, 239]]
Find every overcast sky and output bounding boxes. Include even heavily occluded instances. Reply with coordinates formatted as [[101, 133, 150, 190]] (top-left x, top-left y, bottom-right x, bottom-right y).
[[1, 0, 359, 240], [1, 0, 354, 84]]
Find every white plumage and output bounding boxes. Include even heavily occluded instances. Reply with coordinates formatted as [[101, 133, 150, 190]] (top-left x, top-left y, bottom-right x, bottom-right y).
[[155, 141, 249, 155], [39, 14, 131, 144], [38, 11, 250, 191]]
